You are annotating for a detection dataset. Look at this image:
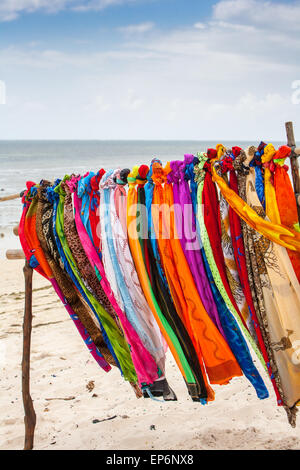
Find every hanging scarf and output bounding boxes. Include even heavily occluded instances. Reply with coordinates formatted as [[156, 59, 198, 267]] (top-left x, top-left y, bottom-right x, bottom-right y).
[[89, 170, 105, 254], [112, 169, 167, 375], [18, 182, 48, 278], [211, 159, 300, 252], [144, 162, 207, 402], [238, 147, 300, 425], [195, 154, 269, 399], [22, 185, 112, 371], [37, 183, 114, 369], [249, 141, 267, 210], [127, 166, 204, 400], [202, 151, 248, 332], [169, 158, 225, 336], [53, 178, 124, 369], [153, 162, 244, 392], [272, 146, 300, 283], [219, 151, 258, 339], [100, 170, 161, 388], [231, 150, 284, 407], [260, 145, 300, 414]]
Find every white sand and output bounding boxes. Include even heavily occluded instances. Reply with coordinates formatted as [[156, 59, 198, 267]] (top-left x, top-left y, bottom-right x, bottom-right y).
[[0, 259, 299, 450]]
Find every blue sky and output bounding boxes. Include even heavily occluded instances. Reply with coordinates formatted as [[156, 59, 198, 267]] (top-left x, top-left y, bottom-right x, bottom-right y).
[[0, 0, 300, 140]]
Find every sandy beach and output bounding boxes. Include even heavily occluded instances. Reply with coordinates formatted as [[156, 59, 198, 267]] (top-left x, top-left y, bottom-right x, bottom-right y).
[[0, 259, 299, 450]]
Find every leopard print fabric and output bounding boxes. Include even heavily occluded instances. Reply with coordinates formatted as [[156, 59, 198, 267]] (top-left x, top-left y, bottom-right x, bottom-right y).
[[62, 183, 123, 333], [36, 183, 116, 367]]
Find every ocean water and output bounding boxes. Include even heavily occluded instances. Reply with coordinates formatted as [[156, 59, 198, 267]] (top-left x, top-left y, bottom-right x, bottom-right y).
[[0, 139, 285, 257]]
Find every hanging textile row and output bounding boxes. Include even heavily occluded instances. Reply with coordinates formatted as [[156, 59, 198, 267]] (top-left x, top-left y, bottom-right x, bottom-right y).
[[18, 143, 300, 427]]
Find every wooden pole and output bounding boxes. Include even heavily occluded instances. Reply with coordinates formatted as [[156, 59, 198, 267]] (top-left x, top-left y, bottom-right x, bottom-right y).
[[0, 193, 21, 202], [22, 260, 36, 450], [13, 225, 19, 237], [285, 121, 300, 223], [6, 249, 25, 260]]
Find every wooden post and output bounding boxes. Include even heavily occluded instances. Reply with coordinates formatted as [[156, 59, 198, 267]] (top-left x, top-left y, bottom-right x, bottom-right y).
[[6, 249, 25, 260], [285, 121, 300, 222], [22, 260, 36, 451], [0, 193, 21, 202]]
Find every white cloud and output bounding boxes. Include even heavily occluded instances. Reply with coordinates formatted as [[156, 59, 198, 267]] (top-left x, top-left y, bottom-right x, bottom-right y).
[[122, 89, 145, 110], [0, 0, 138, 21], [194, 22, 206, 30], [118, 22, 154, 35], [1, 0, 300, 140], [213, 0, 300, 32], [84, 95, 111, 112]]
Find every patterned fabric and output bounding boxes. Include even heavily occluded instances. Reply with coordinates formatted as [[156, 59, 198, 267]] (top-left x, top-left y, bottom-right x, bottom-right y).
[[127, 166, 203, 398], [100, 170, 161, 387], [52, 179, 134, 378], [152, 162, 243, 394], [169, 157, 225, 336], [17, 144, 300, 422], [260, 146, 300, 413], [111, 170, 167, 374], [237, 147, 300, 425], [36, 184, 114, 369], [272, 147, 300, 283], [212, 160, 300, 252], [63, 177, 141, 389], [233, 149, 284, 403], [21, 184, 112, 371], [144, 162, 207, 402], [194, 154, 269, 399]]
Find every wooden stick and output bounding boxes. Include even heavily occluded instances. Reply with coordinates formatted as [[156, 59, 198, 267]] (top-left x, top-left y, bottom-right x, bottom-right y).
[[0, 193, 21, 202], [6, 249, 25, 260], [13, 225, 19, 237], [285, 121, 300, 223], [22, 261, 36, 451]]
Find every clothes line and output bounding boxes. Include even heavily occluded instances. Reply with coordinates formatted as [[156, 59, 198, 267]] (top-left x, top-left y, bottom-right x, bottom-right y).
[[5, 122, 300, 450]]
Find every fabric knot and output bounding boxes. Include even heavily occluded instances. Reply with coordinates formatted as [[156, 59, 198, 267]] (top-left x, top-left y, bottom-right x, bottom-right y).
[[257, 141, 267, 154], [113, 170, 127, 197], [249, 152, 262, 168], [66, 175, 80, 194], [77, 172, 94, 198], [216, 144, 226, 159], [22, 181, 36, 203], [147, 159, 162, 185], [127, 166, 139, 187], [207, 148, 217, 161], [185, 156, 198, 182], [274, 145, 291, 165], [203, 161, 212, 174], [232, 146, 242, 158], [91, 169, 105, 191], [262, 143, 276, 164], [151, 162, 166, 186], [46, 186, 57, 204], [220, 155, 234, 173], [136, 165, 149, 187], [117, 168, 130, 186], [168, 161, 182, 184], [100, 169, 117, 190], [263, 160, 276, 173], [194, 153, 208, 184], [232, 150, 249, 175], [263, 160, 276, 185], [54, 180, 67, 197]]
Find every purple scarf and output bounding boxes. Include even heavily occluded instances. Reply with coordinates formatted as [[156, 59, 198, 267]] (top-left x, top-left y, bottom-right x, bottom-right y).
[[169, 157, 225, 336]]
